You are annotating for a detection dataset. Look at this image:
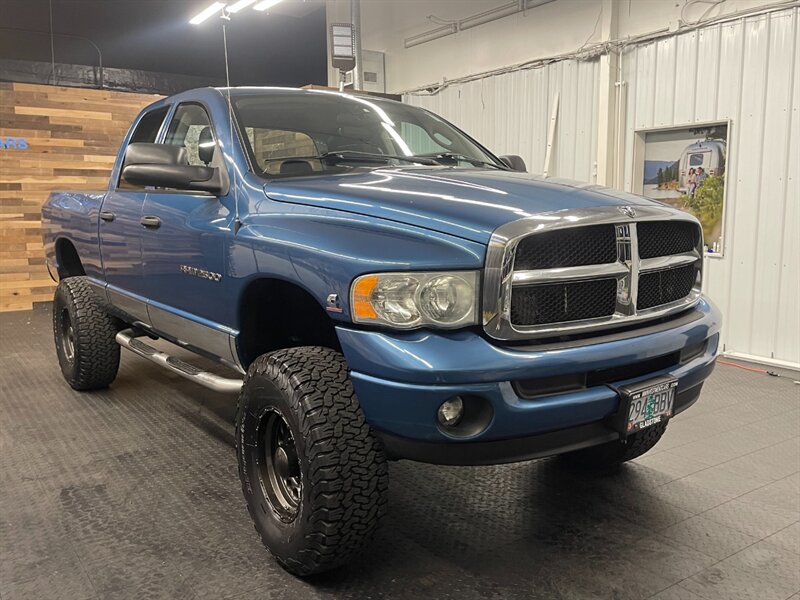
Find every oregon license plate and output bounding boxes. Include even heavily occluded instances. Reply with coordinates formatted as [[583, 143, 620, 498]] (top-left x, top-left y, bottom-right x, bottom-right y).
[[624, 378, 677, 433]]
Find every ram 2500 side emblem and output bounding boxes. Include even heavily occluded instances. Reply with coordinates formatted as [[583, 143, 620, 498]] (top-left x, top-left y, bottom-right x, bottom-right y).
[[180, 265, 222, 282], [618, 206, 637, 218]]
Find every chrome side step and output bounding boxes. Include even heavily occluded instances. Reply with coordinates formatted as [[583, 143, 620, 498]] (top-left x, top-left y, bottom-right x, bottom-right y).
[[116, 329, 243, 394]]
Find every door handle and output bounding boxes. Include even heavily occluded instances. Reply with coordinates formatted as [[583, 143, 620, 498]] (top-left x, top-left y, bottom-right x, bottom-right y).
[[140, 215, 161, 229], [99, 210, 115, 222]]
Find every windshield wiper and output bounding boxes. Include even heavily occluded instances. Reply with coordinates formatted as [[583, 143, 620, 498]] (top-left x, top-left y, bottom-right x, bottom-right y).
[[263, 151, 438, 166], [422, 152, 510, 170], [324, 150, 440, 165]]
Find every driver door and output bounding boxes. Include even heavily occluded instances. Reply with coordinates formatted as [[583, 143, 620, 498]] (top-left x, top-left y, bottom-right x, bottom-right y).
[[138, 102, 234, 360]]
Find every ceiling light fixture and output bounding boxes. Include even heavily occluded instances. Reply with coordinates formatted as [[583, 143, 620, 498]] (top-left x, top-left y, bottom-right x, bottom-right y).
[[227, 0, 259, 13], [189, 1, 226, 24], [252, 0, 283, 11]]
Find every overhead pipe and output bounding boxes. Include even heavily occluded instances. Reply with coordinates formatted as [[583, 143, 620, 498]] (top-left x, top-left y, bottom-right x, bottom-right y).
[[405, 0, 799, 95], [404, 0, 556, 48], [0, 27, 104, 88], [459, 1, 521, 31], [404, 24, 458, 48]]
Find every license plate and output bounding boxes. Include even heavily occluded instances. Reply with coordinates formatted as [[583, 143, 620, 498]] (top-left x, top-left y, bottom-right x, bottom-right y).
[[623, 378, 677, 433]]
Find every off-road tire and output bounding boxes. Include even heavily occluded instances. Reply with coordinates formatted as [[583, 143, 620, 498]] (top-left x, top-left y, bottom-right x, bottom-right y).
[[559, 422, 668, 469], [52, 276, 120, 390], [235, 346, 388, 576]]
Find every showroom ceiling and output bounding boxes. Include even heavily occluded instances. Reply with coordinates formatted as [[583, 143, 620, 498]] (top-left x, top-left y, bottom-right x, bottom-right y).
[[0, 0, 328, 87]]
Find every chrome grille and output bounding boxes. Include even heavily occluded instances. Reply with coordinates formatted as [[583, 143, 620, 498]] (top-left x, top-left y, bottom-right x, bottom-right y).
[[482, 206, 704, 340]]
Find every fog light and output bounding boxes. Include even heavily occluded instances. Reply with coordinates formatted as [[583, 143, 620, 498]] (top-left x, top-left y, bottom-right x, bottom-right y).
[[437, 397, 464, 427]]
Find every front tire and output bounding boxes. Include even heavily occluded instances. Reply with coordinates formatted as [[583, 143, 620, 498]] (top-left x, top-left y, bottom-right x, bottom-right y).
[[52, 276, 120, 390], [235, 346, 388, 576], [560, 422, 668, 469]]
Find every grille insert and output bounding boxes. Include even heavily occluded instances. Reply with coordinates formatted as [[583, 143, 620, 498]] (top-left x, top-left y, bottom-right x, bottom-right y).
[[514, 224, 617, 270], [638, 221, 699, 259], [638, 264, 697, 310], [511, 278, 617, 326]]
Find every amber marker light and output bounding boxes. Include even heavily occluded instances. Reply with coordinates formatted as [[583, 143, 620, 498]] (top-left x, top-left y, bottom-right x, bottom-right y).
[[352, 275, 379, 320]]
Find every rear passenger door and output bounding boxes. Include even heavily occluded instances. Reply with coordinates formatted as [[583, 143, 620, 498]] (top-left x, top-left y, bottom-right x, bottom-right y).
[[99, 105, 169, 324], [138, 102, 234, 361]]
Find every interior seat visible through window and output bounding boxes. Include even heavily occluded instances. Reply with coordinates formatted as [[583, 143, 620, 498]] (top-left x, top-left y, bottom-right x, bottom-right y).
[[243, 128, 320, 175], [165, 103, 217, 167]]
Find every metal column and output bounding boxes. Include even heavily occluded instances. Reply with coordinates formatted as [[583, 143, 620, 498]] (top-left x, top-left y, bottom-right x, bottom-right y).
[[351, 0, 363, 91]]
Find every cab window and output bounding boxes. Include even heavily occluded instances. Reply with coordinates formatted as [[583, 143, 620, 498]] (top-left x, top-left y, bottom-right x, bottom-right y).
[[165, 103, 216, 166]]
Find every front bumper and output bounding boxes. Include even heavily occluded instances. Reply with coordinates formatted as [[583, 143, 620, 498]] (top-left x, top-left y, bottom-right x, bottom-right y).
[[336, 297, 721, 464], [376, 384, 704, 465]]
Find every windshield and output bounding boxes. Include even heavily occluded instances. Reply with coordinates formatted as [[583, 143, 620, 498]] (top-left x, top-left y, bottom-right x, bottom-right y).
[[231, 91, 504, 178]]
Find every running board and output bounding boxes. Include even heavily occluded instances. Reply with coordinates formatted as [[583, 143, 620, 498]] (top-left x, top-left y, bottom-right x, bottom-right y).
[[116, 329, 243, 394]]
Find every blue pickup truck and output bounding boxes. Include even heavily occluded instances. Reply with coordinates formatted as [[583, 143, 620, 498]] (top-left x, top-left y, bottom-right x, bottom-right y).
[[41, 87, 720, 576]]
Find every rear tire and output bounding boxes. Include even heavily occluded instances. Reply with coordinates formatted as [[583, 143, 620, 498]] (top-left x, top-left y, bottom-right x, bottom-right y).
[[52, 276, 120, 390], [235, 346, 388, 576], [560, 422, 668, 469]]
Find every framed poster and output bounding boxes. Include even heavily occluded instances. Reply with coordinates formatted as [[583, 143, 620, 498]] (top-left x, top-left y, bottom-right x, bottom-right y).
[[633, 121, 729, 256]]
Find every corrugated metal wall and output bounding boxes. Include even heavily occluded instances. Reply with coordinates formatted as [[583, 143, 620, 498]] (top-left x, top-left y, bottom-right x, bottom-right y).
[[621, 7, 799, 366], [405, 59, 600, 182], [404, 7, 799, 367]]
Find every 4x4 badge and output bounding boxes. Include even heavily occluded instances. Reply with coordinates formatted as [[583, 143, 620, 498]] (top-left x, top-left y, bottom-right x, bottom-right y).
[[618, 206, 636, 218]]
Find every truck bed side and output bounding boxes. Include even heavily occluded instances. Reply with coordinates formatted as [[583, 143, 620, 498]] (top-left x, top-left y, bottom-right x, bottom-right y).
[[41, 191, 106, 281]]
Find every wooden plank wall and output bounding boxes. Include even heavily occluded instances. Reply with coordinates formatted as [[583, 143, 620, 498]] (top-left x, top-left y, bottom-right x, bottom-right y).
[[0, 82, 162, 312]]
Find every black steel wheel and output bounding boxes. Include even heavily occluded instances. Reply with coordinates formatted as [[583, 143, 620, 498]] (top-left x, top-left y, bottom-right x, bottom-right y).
[[59, 307, 76, 363], [52, 276, 120, 390], [258, 408, 302, 522], [236, 346, 388, 576]]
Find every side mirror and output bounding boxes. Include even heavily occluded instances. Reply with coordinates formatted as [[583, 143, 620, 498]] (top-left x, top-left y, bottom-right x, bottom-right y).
[[122, 163, 224, 194], [121, 143, 225, 195], [499, 154, 527, 172]]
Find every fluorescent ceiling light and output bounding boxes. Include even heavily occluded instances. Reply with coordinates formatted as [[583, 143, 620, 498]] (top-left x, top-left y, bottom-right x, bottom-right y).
[[253, 0, 283, 11], [227, 0, 259, 12], [189, 1, 226, 24]]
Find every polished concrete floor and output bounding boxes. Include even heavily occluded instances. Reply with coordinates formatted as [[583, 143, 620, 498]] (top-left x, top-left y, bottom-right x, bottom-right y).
[[0, 306, 798, 600]]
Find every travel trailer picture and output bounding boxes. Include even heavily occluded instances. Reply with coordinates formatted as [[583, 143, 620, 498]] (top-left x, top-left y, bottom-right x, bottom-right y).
[[641, 123, 727, 254]]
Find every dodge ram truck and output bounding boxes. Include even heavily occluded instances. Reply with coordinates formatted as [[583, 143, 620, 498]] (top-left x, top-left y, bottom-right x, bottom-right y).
[[41, 87, 721, 576]]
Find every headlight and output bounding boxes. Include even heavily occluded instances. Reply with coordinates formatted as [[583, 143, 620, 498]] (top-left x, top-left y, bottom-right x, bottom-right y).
[[351, 271, 480, 329]]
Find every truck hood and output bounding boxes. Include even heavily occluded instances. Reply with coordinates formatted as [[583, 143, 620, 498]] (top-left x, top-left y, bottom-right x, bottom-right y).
[[263, 167, 658, 244]]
